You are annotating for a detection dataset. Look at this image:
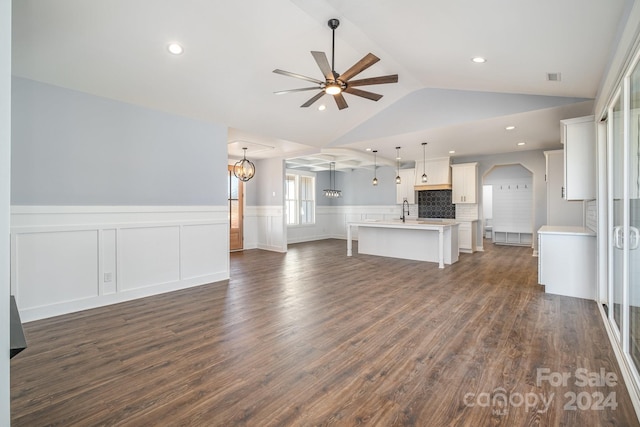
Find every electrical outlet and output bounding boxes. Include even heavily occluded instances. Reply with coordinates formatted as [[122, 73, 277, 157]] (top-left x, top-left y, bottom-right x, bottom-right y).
[[104, 272, 113, 282]]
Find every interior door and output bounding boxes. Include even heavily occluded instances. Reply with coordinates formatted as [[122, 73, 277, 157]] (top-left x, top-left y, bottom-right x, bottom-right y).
[[228, 165, 244, 251]]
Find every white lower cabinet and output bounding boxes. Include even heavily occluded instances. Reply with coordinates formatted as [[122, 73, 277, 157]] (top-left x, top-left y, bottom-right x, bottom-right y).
[[537, 225, 596, 300], [457, 220, 477, 253]]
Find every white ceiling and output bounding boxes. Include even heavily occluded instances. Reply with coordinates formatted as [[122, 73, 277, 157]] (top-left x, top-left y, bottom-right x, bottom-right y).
[[11, 0, 631, 169]]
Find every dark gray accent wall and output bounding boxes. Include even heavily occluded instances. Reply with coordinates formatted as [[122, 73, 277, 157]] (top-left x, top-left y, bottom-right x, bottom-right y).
[[11, 77, 227, 205]]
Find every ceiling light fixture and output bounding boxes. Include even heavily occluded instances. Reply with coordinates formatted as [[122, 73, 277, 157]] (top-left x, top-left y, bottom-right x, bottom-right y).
[[505, 125, 516, 130], [517, 142, 526, 146], [167, 43, 183, 55], [472, 57, 486, 63], [421, 142, 428, 183], [233, 147, 256, 182], [395, 147, 402, 184], [318, 104, 326, 111], [323, 162, 342, 198], [372, 150, 378, 186], [449, 150, 456, 154]]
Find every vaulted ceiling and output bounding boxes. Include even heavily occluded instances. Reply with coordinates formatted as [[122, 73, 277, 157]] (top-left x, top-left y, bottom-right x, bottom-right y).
[[11, 0, 631, 168]]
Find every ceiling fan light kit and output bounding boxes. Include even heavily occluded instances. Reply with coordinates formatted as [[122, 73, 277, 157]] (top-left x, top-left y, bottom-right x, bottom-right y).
[[273, 18, 398, 110]]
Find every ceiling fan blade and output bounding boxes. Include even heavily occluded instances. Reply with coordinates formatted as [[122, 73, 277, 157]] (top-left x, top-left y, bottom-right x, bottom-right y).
[[311, 51, 334, 80], [334, 93, 348, 110], [273, 69, 324, 85], [301, 91, 326, 108], [339, 53, 380, 82], [348, 74, 399, 87], [274, 87, 321, 95], [344, 87, 383, 101]]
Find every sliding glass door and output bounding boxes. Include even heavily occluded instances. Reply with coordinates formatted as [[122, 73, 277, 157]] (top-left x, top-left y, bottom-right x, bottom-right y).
[[610, 90, 624, 338], [607, 50, 640, 382], [629, 62, 640, 370]]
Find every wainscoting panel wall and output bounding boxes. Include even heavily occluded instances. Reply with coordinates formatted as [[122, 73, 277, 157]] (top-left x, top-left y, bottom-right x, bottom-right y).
[[245, 206, 286, 252], [286, 205, 410, 244], [11, 206, 229, 321]]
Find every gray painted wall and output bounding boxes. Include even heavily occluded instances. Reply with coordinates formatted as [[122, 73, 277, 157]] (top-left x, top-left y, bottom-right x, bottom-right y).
[[1, 0, 11, 421], [484, 164, 532, 184], [11, 77, 228, 206], [315, 166, 397, 206], [455, 149, 548, 250], [254, 157, 285, 206]]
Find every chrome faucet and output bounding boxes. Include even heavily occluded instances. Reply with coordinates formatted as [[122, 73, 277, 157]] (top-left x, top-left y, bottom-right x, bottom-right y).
[[401, 198, 410, 222]]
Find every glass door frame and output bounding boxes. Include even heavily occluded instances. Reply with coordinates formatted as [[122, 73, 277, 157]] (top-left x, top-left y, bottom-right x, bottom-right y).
[[606, 47, 640, 389]]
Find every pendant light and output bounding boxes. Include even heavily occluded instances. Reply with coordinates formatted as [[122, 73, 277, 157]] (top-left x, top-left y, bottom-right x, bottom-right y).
[[372, 150, 378, 186], [234, 147, 256, 182], [395, 147, 401, 184], [323, 162, 342, 198], [421, 142, 428, 183]]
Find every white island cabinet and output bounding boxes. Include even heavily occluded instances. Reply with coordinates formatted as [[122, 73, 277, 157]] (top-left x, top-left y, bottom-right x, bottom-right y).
[[538, 225, 596, 300], [346, 220, 459, 268]]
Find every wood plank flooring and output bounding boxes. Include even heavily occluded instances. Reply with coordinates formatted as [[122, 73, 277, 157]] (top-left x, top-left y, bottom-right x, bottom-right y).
[[10, 239, 640, 426]]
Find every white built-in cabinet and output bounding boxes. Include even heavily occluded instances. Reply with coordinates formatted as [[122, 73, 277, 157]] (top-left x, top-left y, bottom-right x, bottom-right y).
[[396, 168, 416, 204], [414, 157, 451, 188], [457, 220, 478, 253], [544, 150, 583, 226], [537, 226, 596, 300], [561, 115, 596, 200], [451, 163, 478, 204]]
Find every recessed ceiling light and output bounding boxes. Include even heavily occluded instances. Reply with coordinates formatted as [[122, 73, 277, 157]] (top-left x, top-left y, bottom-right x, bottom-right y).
[[318, 104, 326, 111], [517, 142, 526, 146], [505, 126, 516, 130], [471, 57, 486, 63], [167, 43, 183, 55], [449, 150, 456, 154], [365, 148, 372, 151]]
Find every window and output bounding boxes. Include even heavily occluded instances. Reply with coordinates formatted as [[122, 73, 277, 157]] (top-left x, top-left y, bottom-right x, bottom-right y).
[[285, 171, 316, 225]]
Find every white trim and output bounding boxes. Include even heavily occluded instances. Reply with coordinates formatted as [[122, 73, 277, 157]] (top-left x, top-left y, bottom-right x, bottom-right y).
[[11, 205, 224, 214], [10, 205, 230, 322], [598, 303, 640, 421]]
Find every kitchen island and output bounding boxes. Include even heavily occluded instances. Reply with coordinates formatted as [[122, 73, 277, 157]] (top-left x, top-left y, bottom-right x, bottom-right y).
[[346, 220, 459, 268]]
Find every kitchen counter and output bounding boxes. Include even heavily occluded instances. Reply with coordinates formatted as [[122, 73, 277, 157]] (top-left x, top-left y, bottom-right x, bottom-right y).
[[346, 220, 459, 268], [538, 225, 596, 236]]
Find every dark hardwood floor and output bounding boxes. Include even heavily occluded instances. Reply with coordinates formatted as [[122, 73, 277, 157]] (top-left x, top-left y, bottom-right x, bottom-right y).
[[10, 239, 640, 426]]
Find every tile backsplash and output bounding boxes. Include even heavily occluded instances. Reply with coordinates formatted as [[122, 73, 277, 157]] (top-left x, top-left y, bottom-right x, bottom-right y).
[[418, 190, 455, 219]]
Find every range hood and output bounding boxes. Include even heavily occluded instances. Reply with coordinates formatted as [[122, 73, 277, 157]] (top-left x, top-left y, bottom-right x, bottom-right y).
[[414, 183, 452, 191]]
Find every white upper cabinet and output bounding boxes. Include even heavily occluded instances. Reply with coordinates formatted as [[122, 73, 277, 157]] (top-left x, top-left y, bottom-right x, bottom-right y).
[[561, 115, 595, 200], [414, 157, 451, 188], [451, 163, 478, 204], [396, 168, 416, 204]]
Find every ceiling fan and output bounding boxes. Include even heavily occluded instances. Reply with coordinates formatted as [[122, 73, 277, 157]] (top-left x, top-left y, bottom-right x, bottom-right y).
[[273, 18, 398, 110]]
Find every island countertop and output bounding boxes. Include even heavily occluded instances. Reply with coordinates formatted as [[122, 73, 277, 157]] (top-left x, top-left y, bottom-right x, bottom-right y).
[[346, 220, 459, 268]]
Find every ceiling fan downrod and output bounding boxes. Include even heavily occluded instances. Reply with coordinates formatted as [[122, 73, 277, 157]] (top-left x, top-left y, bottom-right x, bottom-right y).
[[328, 18, 339, 77]]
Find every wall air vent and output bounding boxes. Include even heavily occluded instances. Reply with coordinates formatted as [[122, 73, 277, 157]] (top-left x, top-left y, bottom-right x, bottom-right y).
[[546, 72, 561, 82]]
